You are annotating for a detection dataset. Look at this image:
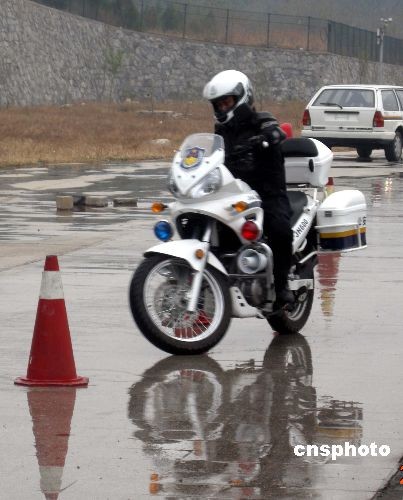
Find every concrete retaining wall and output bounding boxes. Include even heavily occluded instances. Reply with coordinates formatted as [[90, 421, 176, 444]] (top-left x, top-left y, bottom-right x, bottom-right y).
[[1, 0, 403, 107]]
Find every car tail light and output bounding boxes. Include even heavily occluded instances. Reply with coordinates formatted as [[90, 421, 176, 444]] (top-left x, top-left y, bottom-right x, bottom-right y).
[[302, 109, 311, 127], [373, 111, 384, 127], [241, 221, 260, 241]]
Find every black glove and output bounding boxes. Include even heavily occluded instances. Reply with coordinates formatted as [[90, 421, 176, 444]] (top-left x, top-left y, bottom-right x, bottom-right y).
[[247, 135, 271, 150], [231, 136, 267, 158], [231, 143, 253, 157], [247, 134, 266, 147], [260, 123, 287, 145]]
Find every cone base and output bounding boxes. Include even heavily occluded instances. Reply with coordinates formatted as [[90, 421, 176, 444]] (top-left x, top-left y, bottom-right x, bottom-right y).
[[14, 376, 89, 387]]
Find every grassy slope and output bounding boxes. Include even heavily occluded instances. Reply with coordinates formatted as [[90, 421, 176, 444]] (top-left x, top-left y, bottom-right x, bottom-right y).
[[0, 100, 305, 167]]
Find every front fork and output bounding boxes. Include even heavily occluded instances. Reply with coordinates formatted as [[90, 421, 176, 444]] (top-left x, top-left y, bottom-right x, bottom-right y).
[[186, 223, 213, 313]]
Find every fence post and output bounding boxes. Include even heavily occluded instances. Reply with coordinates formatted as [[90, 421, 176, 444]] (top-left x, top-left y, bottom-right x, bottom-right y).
[[327, 21, 332, 54], [140, 0, 144, 31], [307, 16, 311, 51], [267, 13, 271, 47], [183, 3, 187, 38], [225, 9, 229, 44]]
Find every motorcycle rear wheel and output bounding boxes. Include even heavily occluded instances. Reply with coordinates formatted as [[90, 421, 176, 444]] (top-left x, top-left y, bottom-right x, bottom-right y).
[[267, 285, 314, 335], [129, 255, 231, 354]]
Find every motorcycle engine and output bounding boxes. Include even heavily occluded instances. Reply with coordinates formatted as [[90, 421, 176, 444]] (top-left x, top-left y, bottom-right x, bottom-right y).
[[239, 279, 266, 307], [236, 246, 269, 307]]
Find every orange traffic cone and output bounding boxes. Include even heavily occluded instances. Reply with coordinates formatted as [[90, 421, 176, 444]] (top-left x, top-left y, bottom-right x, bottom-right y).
[[15, 255, 88, 387], [27, 387, 77, 500], [326, 176, 335, 195]]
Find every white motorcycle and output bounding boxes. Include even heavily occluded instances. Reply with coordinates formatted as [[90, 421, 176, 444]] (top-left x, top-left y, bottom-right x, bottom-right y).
[[129, 133, 367, 354]]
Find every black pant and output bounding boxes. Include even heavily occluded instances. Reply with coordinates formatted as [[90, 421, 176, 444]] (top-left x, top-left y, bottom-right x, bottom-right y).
[[262, 197, 293, 292]]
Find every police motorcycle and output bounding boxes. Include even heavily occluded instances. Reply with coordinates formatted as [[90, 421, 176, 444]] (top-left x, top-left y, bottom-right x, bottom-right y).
[[129, 132, 367, 354]]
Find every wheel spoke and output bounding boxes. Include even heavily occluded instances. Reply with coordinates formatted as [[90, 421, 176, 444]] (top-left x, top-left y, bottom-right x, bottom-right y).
[[142, 258, 223, 343]]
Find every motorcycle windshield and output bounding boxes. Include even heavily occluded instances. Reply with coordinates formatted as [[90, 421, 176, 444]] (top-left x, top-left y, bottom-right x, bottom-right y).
[[179, 133, 224, 162]]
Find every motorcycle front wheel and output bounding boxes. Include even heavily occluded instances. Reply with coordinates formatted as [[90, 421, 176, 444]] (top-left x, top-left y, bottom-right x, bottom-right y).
[[129, 255, 232, 355]]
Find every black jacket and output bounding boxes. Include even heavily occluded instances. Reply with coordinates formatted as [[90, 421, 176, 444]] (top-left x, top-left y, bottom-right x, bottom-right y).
[[215, 108, 288, 199]]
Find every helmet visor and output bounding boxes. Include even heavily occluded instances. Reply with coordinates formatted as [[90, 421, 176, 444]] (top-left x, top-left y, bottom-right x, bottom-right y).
[[212, 95, 237, 112], [209, 82, 246, 123]]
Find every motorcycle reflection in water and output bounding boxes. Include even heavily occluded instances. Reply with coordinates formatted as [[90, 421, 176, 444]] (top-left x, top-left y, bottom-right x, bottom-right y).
[[128, 334, 363, 498]]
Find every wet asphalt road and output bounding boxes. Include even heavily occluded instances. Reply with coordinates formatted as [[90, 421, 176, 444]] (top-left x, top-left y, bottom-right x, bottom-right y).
[[1, 152, 403, 499]]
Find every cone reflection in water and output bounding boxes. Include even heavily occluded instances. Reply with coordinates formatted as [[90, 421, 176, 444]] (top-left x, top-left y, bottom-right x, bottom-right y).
[[27, 387, 77, 500], [15, 255, 88, 386], [317, 176, 341, 319], [317, 252, 341, 319]]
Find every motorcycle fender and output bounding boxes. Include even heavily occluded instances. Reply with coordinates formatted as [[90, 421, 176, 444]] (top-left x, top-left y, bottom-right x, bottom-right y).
[[144, 240, 228, 275]]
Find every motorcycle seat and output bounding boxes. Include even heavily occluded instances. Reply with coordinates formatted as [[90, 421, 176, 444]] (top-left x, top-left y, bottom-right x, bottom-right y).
[[281, 138, 319, 157], [287, 190, 308, 226]]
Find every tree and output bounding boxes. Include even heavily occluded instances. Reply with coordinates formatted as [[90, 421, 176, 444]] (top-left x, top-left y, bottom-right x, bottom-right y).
[[143, 5, 160, 31], [161, 3, 183, 33], [115, 0, 141, 30]]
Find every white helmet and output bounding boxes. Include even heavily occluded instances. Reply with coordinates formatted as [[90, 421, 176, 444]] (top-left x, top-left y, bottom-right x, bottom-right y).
[[203, 70, 254, 124]]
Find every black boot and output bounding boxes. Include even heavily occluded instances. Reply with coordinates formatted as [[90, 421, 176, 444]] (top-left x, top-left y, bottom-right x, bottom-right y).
[[275, 286, 295, 309]]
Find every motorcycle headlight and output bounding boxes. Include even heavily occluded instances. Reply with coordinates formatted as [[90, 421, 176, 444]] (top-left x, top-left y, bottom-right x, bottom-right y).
[[190, 168, 222, 198], [168, 172, 179, 197]]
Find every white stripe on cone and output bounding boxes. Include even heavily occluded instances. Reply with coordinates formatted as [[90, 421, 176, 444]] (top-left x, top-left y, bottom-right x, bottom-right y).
[[39, 271, 64, 300], [39, 465, 63, 495]]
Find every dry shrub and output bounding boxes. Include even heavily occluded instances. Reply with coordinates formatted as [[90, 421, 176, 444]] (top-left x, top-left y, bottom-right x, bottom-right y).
[[262, 100, 306, 133], [0, 100, 304, 167]]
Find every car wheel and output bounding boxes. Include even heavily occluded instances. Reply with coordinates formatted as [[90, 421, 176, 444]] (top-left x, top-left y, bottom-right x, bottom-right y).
[[384, 132, 402, 162], [356, 146, 372, 159]]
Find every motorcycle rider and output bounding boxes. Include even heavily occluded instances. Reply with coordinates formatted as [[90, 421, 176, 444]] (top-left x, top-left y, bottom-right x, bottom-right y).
[[203, 70, 294, 307]]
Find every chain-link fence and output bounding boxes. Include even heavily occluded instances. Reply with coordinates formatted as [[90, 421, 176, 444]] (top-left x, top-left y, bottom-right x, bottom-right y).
[[35, 0, 403, 65]]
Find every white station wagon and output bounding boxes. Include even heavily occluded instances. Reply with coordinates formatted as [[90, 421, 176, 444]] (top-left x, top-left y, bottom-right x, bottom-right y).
[[301, 85, 403, 161]]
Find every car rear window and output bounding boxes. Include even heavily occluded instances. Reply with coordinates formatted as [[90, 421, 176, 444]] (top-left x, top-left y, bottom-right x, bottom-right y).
[[396, 90, 403, 108], [312, 89, 375, 108], [381, 90, 399, 111]]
